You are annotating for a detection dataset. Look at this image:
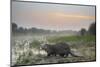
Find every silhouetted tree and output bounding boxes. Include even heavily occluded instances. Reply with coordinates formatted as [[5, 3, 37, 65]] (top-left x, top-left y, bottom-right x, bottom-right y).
[[80, 28, 86, 36], [88, 22, 96, 35], [12, 23, 18, 32], [18, 27, 24, 33]]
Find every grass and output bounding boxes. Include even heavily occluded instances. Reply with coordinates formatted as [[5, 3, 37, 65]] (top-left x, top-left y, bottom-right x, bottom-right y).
[[29, 40, 41, 48], [47, 35, 96, 43], [13, 35, 96, 66]]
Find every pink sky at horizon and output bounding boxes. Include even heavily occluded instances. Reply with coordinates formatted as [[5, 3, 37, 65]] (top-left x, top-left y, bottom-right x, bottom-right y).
[[12, 1, 96, 31]]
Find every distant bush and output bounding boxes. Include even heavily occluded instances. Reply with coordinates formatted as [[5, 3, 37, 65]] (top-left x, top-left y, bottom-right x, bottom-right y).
[[80, 28, 87, 36]]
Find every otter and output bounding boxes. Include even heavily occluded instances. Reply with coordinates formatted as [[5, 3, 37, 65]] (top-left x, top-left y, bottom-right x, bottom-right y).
[[41, 42, 79, 57]]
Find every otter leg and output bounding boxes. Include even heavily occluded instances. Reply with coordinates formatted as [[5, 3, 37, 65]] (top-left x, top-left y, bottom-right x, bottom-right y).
[[47, 53, 51, 56], [64, 53, 69, 57], [47, 52, 55, 56], [60, 53, 65, 57]]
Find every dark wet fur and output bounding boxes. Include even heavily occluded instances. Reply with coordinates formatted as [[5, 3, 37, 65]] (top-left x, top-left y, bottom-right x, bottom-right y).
[[41, 42, 80, 57]]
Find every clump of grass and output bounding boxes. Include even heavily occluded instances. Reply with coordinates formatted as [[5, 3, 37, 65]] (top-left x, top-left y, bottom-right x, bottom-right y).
[[16, 50, 34, 65], [29, 40, 41, 48]]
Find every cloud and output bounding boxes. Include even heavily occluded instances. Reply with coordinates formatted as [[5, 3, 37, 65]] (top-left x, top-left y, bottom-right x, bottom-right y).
[[49, 12, 95, 20], [17, 11, 95, 24]]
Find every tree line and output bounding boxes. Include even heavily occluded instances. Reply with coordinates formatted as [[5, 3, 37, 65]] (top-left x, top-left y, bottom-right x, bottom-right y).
[[12, 22, 96, 35], [12, 23, 52, 34]]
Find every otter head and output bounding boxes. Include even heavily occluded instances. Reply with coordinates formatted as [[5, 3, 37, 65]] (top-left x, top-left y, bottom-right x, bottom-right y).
[[40, 44, 50, 50]]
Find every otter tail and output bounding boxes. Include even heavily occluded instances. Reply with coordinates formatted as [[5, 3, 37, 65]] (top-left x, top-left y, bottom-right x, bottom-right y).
[[69, 52, 79, 57], [69, 52, 84, 58]]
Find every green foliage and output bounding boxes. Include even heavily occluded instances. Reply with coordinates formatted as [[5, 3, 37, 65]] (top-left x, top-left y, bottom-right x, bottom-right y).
[[48, 35, 95, 43]]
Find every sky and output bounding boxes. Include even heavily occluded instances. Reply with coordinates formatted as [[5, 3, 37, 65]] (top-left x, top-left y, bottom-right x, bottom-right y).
[[12, 1, 95, 31]]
